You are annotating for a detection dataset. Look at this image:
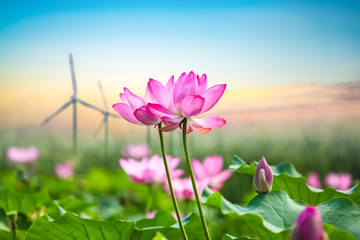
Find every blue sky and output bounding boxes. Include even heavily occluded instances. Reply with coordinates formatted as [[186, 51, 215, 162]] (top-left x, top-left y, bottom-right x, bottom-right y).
[[0, 0, 359, 129], [1, 0, 360, 93]]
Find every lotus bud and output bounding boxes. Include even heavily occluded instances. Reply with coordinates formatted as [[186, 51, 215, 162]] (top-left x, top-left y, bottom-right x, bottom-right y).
[[253, 156, 273, 193], [291, 206, 328, 240]]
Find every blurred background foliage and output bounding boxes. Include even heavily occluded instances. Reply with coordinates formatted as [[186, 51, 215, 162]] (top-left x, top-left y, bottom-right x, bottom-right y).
[[1, 115, 359, 205]]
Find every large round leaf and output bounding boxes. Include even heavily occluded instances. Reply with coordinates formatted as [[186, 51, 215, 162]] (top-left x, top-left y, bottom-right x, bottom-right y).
[[26, 212, 134, 240], [202, 188, 357, 239], [230, 155, 360, 205]]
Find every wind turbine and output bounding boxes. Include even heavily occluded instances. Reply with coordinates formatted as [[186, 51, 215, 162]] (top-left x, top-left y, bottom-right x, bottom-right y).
[[41, 53, 120, 154], [93, 80, 112, 159]]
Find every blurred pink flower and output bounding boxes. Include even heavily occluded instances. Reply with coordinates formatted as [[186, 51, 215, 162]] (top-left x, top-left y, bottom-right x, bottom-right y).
[[192, 156, 231, 192], [165, 177, 207, 200], [325, 172, 352, 191], [121, 143, 150, 159], [147, 71, 226, 133], [120, 155, 183, 184], [55, 162, 73, 179], [307, 172, 322, 188], [7, 146, 38, 163], [253, 156, 273, 193], [146, 211, 156, 219], [146, 211, 185, 222], [172, 212, 185, 222], [291, 206, 327, 240]]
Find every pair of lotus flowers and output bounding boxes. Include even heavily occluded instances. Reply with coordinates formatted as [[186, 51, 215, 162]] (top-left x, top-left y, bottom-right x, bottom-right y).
[[307, 172, 352, 191], [113, 71, 226, 133], [255, 157, 327, 240]]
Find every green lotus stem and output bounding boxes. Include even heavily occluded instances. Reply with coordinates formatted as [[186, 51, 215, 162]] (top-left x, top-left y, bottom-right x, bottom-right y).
[[145, 184, 153, 214], [169, 131, 174, 155], [182, 118, 211, 240], [11, 220, 16, 240], [147, 126, 151, 149], [158, 123, 188, 240], [7, 211, 17, 240], [104, 114, 109, 160]]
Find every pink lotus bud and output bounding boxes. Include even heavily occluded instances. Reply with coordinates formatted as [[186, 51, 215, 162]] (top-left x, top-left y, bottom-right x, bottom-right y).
[[253, 156, 273, 193], [291, 206, 328, 240]]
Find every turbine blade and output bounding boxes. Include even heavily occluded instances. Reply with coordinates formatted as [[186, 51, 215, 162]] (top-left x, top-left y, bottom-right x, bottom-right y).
[[41, 100, 72, 126], [69, 53, 77, 96], [108, 112, 121, 118], [77, 98, 121, 118], [77, 98, 104, 113], [97, 80, 109, 111]]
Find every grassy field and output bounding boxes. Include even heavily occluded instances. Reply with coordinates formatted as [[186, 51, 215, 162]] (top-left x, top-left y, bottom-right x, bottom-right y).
[[1, 115, 359, 204]]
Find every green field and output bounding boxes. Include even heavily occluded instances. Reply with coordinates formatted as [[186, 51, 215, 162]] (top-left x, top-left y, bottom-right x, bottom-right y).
[[1, 115, 359, 204]]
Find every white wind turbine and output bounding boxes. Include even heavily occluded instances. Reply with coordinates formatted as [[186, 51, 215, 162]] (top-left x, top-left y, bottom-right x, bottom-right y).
[[41, 53, 120, 154]]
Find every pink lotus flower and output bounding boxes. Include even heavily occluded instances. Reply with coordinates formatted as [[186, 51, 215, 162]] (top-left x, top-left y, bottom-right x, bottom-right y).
[[146, 71, 226, 133], [165, 177, 207, 200], [121, 143, 150, 159], [192, 156, 231, 192], [253, 156, 273, 193], [291, 206, 328, 240], [113, 87, 162, 126], [120, 155, 183, 184], [113, 72, 226, 134], [325, 172, 352, 191], [55, 162, 73, 179], [307, 172, 321, 188], [7, 147, 39, 163]]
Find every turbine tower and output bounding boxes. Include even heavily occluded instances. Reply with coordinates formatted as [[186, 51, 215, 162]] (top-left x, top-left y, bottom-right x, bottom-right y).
[[94, 80, 110, 159]]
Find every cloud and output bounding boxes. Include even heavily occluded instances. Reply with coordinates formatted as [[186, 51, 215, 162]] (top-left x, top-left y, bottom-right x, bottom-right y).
[[335, 80, 360, 101], [218, 81, 360, 124]]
